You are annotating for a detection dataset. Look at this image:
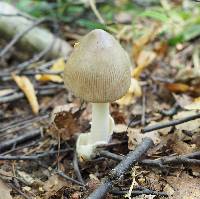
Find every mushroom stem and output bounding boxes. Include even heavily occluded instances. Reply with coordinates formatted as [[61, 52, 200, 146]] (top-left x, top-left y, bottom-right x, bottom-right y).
[[90, 103, 110, 143]]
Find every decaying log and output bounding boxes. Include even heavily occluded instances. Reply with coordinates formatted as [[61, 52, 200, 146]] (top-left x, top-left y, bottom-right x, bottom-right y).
[[0, 2, 72, 58]]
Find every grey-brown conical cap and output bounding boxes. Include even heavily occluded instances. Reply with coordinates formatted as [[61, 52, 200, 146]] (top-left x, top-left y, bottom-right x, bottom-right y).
[[64, 29, 131, 103]]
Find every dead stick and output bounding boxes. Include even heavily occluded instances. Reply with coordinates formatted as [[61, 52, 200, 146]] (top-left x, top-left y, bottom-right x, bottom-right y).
[[0, 149, 73, 160], [0, 129, 41, 152], [0, 18, 49, 58], [142, 112, 200, 133], [100, 150, 200, 167], [87, 138, 154, 199]]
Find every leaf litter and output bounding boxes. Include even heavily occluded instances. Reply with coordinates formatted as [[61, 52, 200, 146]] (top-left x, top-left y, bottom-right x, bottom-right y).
[[0, 1, 200, 199]]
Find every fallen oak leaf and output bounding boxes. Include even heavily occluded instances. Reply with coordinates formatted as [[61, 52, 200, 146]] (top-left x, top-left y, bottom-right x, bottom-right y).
[[12, 74, 39, 114]]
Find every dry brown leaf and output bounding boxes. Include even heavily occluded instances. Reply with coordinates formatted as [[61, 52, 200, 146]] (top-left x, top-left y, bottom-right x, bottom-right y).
[[166, 173, 200, 199], [165, 83, 190, 93], [43, 175, 68, 199], [116, 78, 142, 105], [12, 74, 39, 114], [171, 140, 196, 155], [132, 50, 156, 79], [36, 58, 65, 83], [48, 105, 80, 140], [0, 179, 12, 199], [127, 127, 161, 150]]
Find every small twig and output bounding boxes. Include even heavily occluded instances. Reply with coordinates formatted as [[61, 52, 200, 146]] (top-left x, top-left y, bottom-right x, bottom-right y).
[[89, 0, 105, 24], [100, 150, 200, 168], [9, 183, 31, 199], [97, 140, 127, 149], [0, 129, 42, 153], [142, 112, 200, 133], [87, 138, 154, 199], [0, 149, 73, 160], [56, 170, 85, 186], [141, 87, 146, 126], [0, 114, 49, 134], [38, 161, 85, 186], [17, 39, 55, 71], [73, 151, 85, 184]]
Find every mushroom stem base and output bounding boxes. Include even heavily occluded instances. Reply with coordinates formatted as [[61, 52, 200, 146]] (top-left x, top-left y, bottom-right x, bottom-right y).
[[76, 115, 114, 160]]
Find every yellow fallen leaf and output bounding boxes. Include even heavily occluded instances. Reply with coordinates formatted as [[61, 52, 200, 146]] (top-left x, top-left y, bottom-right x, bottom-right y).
[[51, 58, 65, 71], [132, 23, 160, 60], [35, 74, 63, 83], [132, 50, 156, 79], [12, 74, 39, 114], [36, 58, 65, 83], [116, 78, 142, 105], [194, 96, 200, 102]]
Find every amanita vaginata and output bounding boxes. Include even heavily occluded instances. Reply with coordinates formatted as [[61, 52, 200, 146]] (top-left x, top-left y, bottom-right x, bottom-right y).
[[64, 29, 131, 159]]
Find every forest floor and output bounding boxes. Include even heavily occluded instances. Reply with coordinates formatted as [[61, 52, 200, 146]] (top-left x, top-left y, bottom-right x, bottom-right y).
[[0, 0, 200, 199]]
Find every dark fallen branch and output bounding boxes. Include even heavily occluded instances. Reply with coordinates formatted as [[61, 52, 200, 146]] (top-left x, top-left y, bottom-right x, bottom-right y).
[[0, 129, 42, 153], [0, 18, 49, 58], [0, 148, 73, 160], [100, 150, 200, 168], [142, 112, 200, 133], [111, 188, 168, 197], [87, 138, 154, 199]]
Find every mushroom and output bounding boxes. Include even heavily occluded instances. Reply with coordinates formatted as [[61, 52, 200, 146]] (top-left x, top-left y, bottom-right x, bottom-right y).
[[63, 29, 131, 159]]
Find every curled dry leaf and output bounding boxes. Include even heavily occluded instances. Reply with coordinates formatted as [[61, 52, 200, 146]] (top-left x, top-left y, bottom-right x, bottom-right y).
[[0, 179, 12, 199], [116, 78, 142, 106], [12, 74, 39, 114], [48, 104, 80, 140], [36, 58, 65, 83]]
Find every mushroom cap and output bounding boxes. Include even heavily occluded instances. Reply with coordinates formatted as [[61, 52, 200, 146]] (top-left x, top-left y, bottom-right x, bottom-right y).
[[64, 29, 131, 102]]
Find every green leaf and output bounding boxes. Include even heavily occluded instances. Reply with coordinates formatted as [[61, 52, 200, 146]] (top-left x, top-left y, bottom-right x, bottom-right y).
[[183, 24, 200, 41], [77, 19, 107, 30], [140, 10, 169, 22]]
